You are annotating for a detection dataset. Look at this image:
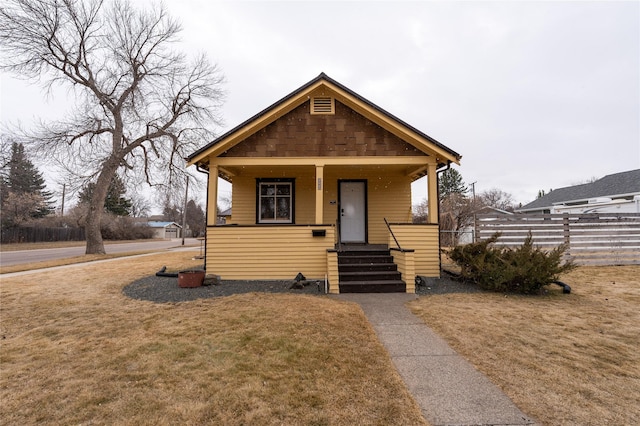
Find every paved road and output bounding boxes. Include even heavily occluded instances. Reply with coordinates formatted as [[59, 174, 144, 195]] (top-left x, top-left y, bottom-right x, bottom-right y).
[[0, 239, 202, 267]]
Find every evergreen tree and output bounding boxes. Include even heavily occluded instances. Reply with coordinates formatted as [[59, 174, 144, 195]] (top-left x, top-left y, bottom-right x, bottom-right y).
[[437, 169, 474, 246], [439, 168, 468, 199], [0, 171, 8, 208], [0, 137, 10, 207], [536, 189, 554, 199], [162, 199, 206, 237], [162, 203, 182, 223], [185, 199, 206, 237], [79, 175, 132, 216], [1, 141, 54, 221]]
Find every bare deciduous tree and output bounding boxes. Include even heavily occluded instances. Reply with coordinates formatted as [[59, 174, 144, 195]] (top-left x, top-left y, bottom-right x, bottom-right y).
[[412, 198, 429, 224], [478, 188, 516, 212], [0, 0, 224, 253], [1, 192, 46, 227], [439, 193, 483, 246]]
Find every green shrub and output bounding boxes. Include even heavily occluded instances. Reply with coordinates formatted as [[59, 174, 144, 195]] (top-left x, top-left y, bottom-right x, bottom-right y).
[[449, 232, 576, 294]]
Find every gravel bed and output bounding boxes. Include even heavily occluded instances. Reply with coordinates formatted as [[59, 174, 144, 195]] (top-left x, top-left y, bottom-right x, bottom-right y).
[[122, 270, 481, 304], [123, 275, 325, 303], [415, 271, 483, 295]]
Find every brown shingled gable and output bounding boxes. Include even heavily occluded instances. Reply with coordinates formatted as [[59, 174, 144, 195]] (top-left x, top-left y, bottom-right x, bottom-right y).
[[220, 100, 427, 158]]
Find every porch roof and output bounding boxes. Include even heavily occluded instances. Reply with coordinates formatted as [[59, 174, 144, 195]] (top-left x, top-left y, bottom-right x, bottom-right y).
[[187, 73, 462, 169], [210, 158, 441, 183]]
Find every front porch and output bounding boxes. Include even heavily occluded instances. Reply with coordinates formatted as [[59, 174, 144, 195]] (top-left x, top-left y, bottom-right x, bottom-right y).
[[205, 223, 439, 294]]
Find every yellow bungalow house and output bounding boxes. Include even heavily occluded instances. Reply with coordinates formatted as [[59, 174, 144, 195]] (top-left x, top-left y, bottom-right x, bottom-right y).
[[186, 73, 461, 293]]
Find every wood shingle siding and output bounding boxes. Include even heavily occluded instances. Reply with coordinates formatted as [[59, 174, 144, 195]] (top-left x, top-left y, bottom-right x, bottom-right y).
[[221, 101, 426, 158]]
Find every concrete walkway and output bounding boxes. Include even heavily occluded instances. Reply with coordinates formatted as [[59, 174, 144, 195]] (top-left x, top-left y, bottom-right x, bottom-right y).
[[337, 293, 538, 426]]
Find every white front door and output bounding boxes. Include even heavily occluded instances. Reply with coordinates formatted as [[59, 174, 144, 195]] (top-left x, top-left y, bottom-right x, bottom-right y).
[[339, 181, 367, 243]]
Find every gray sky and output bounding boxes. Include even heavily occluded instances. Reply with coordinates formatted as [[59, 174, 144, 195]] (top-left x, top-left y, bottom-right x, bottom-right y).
[[1, 0, 639, 208]]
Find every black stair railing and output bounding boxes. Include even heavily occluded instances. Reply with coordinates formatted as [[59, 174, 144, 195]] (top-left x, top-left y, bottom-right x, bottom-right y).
[[384, 218, 403, 251]]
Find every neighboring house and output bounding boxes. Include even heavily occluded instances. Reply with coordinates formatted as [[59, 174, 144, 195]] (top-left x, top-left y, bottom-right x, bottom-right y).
[[218, 207, 232, 224], [146, 221, 182, 239], [187, 73, 461, 293], [518, 169, 640, 214]]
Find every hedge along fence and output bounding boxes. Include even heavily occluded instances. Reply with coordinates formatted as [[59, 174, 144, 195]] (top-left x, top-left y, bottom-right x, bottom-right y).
[[473, 213, 640, 266], [1, 227, 86, 244]]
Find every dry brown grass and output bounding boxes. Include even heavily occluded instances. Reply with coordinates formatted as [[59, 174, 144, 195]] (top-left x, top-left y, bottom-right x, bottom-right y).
[[0, 251, 164, 274], [409, 265, 640, 425], [0, 252, 426, 425]]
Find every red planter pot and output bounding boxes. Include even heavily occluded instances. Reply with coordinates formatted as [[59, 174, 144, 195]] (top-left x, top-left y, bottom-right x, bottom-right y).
[[178, 270, 205, 288]]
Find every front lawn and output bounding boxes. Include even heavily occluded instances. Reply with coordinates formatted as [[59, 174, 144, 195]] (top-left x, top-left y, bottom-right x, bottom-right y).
[[0, 252, 426, 425], [409, 265, 640, 425]]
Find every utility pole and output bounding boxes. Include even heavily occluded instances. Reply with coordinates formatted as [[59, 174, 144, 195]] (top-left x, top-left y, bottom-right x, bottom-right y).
[[470, 181, 477, 200], [181, 176, 189, 246], [60, 183, 66, 216]]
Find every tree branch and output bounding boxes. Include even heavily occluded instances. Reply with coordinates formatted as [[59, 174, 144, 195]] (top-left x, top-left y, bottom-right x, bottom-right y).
[[1, 0, 225, 253]]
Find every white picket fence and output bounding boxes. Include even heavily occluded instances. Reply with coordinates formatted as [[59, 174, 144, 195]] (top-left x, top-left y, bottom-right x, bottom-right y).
[[473, 213, 640, 266]]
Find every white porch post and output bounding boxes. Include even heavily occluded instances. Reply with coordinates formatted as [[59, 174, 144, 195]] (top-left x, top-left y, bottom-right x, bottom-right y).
[[427, 162, 438, 224], [207, 164, 219, 226], [315, 165, 324, 224]]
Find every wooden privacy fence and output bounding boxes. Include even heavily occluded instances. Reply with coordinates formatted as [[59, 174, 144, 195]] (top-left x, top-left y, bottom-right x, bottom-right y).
[[1, 226, 86, 244], [473, 213, 640, 266]]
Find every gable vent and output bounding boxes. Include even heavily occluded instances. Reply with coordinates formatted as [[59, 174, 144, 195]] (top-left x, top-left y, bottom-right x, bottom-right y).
[[311, 97, 335, 115]]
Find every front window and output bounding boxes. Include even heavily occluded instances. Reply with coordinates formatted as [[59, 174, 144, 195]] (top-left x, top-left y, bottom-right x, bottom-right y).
[[257, 179, 294, 223]]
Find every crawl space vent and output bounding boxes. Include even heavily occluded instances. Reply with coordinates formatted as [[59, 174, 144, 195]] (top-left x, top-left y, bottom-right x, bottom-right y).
[[311, 97, 334, 115]]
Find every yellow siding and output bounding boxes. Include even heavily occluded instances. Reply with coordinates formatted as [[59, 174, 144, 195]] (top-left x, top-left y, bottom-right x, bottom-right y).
[[326, 251, 339, 294], [294, 174, 316, 223], [228, 167, 412, 247], [228, 169, 316, 225], [322, 176, 339, 228], [206, 225, 335, 280], [367, 175, 412, 243], [227, 176, 254, 224], [323, 169, 412, 244], [389, 224, 440, 277], [390, 249, 416, 293]]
